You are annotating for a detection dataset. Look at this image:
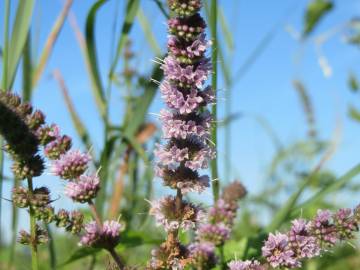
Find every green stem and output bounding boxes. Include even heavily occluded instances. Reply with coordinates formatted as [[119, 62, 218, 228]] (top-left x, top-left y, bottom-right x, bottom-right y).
[[108, 248, 125, 269], [27, 178, 39, 270], [218, 245, 225, 270], [1, 0, 11, 255], [46, 224, 56, 270], [210, 0, 219, 201], [1, 0, 11, 88]]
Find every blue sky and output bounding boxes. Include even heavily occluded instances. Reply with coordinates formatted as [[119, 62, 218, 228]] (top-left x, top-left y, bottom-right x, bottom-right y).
[[1, 0, 360, 241]]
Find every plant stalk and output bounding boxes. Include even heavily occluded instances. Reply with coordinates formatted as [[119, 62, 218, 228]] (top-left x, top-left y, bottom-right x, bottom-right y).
[[108, 247, 125, 269], [27, 177, 39, 270], [88, 200, 103, 229], [210, 0, 219, 201]]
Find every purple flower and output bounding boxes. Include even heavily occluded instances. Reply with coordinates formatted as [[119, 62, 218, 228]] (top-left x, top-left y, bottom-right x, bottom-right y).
[[159, 82, 205, 114], [168, 34, 211, 62], [262, 232, 298, 268], [289, 219, 320, 260], [155, 144, 189, 170], [208, 199, 235, 226], [155, 166, 210, 194], [184, 145, 215, 170], [189, 242, 217, 269], [308, 210, 338, 248], [197, 223, 230, 246], [333, 208, 358, 240], [44, 135, 72, 160], [64, 174, 100, 203], [51, 150, 91, 180], [80, 220, 123, 249], [162, 56, 211, 88], [228, 260, 265, 270], [149, 196, 205, 232], [160, 109, 211, 140]]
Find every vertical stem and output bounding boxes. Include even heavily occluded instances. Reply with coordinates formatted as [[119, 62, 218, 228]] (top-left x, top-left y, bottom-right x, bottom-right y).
[[88, 200, 103, 228], [210, 0, 219, 201], [108, 247, 124, 269], [0, 0, 11, 255], [1, 0, 11, 88], [27, 177, 39, 270], [46, 224, 57, 270]]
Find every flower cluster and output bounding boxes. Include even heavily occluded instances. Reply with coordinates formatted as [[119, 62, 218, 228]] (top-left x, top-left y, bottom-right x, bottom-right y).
[[0, 93, 122, 258], [188, 242, 217, 270], [155, 0, 214, 196], [228, 260, 265, 270], [228, 206, 360, 269], [38, 123, 99, 203], [0, 92, 45, 179], [149, 196, 205, 232], [80, 220, 124, 249], [197, 181, 247, 246], [148, 0, 215, 268]]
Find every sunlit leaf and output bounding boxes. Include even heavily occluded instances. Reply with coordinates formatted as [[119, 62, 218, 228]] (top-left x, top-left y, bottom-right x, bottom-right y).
[[303, 0, 333, 37], [348, 73, 359, 92], [2, 0, 35, 89], [348, 106, 360, 122]]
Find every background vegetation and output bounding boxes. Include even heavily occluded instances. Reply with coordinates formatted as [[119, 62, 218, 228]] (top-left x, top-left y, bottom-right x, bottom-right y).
[[1, 0, 360, 269]]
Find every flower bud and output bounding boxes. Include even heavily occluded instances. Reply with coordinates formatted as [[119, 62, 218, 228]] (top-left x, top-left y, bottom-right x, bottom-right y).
[[66, 210, 84, 234], [12, 186, 29, 208], [26, 110, 45, 131], [168, 0, 202, 17], [12, 155, 45, 180], [17, 230, 31, 245], [44, 135, 72, 160], [30, 187, 51, 208], [34, 206, 55, 224], [55, 209, 70, 228]]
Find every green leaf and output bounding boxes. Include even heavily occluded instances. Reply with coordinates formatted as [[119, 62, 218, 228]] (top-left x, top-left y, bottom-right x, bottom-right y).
[[32, 0, 73, 88], [2, 0, 35, 89], [137, 7, 162, 56], [348, 73, 359, 92], [218, 113, 242, 128], [109, 0, 140, 79], [303, 0, 333, 37], [119, 230, 162, 247], [58, 247, 100, 267], [219, 7, 234, 51], [53, 69, 93, 151], [291, 163, 360, 217], [349, 106, 360, 122], [85, 0, 108, 119], [224, 238, 248, 261], [123, 63, 162, 136]]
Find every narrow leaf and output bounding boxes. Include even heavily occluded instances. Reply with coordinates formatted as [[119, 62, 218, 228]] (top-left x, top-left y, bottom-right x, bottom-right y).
[[303, 0, 333, 37], [85, 0, 108, 119], [32, 0, 73, 87], [109, 0, 140, 79], [137, 8, 162, 56], [52, 69, 93, 151], [2, 0, 35, 89], [349, 106, 360, 122]]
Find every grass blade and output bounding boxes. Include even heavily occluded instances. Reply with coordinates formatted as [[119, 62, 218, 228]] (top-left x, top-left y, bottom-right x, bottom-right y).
[[210, 0, 220, 201], [84, 0, 108, 120], [219, 7, 234, 51], [292, 163, 360, 216], [52, 69, 93, 151], [108, 0, 140, 80], [137, 8, 162, 56], [0, 0, 11, 253], [32, 0, 73, 88], [2, 0, 35, 89]]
